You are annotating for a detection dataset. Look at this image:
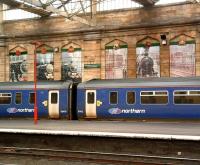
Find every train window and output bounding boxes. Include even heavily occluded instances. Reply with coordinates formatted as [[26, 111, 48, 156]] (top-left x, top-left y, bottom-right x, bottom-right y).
[[127, 92, 135, 104], [174, 90, 200, 104], [155, 91, 168, 95], [87, 92, 94, 104], [189, 91, 200, 95], [0, 93, 11, 104], [110, 92, 118, 104], [141, 91, 153, 96], [29, 93, 35, 104], [174, 91, 187, 95], [15, 93, 22, 104], [141, 91, 168, 104], [51, 93, 58, 104]]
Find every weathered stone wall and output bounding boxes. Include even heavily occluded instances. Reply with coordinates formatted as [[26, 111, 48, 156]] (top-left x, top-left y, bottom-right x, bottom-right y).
[[1, 2, 200, 82], [0, 3, 3, 34]]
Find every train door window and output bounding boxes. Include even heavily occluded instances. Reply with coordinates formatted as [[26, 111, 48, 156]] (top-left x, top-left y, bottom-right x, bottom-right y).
[[15, 93, 22, 104], [126, 91, 135, 104], [29, 93, 35, 104], [110, 91, 118, 104], [141, 91, 168, 104], [174, 90, 200, 104], [0, 93, 12, 104], [87, 92, 95, 104], [51, 93, 58, 104]]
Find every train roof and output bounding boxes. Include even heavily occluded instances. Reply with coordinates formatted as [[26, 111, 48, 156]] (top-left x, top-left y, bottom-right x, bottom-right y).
[[78, 77, 200, 89], [0, 81, 72, 90]]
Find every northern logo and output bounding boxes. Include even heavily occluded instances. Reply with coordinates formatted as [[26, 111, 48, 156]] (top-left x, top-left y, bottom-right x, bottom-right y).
[[108, 108, 146, 115], [108, 108, 122, 114], [7, 108, 18, 114]]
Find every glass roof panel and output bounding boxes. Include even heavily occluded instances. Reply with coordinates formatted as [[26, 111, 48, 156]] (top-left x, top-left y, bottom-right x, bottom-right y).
[[3, 4, 39, 20], [156, 0, 187, 5], [97, 0, 141, 11]]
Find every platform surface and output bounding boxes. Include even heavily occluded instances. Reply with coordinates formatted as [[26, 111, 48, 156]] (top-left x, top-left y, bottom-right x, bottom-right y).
[[0, 119, 199, 138]]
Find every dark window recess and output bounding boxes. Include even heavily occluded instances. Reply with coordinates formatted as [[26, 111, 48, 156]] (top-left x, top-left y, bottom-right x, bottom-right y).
[[141, 96, 168, 104], [51, 93, 58, 104], [0, 97, 11, 104], [141, 92, 153, 95], [190, 91, 200, 95], [174, 91, 187, 95], [29, 93, 35, 104], [87, 92, 94, 104], [15, 93, 22, 104], [127, 92, 135, 104], [110, 92, 118, 104], [174, 96, 200, 104]]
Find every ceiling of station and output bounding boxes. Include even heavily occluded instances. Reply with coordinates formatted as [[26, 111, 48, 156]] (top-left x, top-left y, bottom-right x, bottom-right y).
[[0, 0, 198, 25]]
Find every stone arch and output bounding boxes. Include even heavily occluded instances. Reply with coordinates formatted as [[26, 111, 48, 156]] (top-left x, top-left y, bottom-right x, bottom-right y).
[[136, 36, 160, 47], [169, 34, 195, 45], [105, 39, 128, 49]]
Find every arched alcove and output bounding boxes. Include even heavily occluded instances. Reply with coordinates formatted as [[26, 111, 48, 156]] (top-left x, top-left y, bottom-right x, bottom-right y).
[[169, 34, 196, 77], [61, 42, 82, 82], [9, 46, 28, 82], [105, 39, 128, 79], [136, 36, 160, 78], [36, 44, 54, 80]]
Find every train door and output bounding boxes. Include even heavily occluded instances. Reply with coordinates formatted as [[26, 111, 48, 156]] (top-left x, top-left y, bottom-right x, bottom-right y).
[[48, 90, 59, 119], [85, 90, 97, 118]]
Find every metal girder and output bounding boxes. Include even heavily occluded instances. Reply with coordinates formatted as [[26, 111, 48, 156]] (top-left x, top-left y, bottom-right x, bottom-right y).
[[22, 0, 95, 26], [1, 0, 51, 16], [132, 0, 159, 6], [46, 5, 95, 26]]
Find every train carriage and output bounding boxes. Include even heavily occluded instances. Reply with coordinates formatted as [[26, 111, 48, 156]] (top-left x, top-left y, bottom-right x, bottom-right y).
[[0, 81, 73, 119], [77, 77, 200, 119]]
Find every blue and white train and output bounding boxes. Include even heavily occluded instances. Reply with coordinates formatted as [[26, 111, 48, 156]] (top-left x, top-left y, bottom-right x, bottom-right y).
[[0, 77, 200, 119], [0, 81, 73, 119]]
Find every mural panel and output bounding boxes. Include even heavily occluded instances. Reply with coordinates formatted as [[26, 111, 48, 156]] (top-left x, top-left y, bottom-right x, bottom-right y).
[[136, 37, 160, 78], [105, 40, 127, 79], [36, 45, 54, 80], [9, 47, 28, 82], [61, 44, 82, 82], [170, 35, 195, 77]]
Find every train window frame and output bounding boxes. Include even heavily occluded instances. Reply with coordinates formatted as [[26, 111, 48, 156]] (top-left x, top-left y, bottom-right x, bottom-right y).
[[109, 91, 118, 105], [140, 90, 169, 105], [0, 93, 12, 105], [87, 92, 95, 104], [51, 92, 58, 104], [29, 92, 35, 105], [126, 91, 136, 105], [189, 90, 200, 95], [15, 92, 22, 105], [173, 90, 200, 105]]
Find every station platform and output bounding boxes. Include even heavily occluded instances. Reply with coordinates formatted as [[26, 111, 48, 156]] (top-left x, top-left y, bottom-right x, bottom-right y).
[[0, 119, 199, 164], [0, 119, 199, 141]]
